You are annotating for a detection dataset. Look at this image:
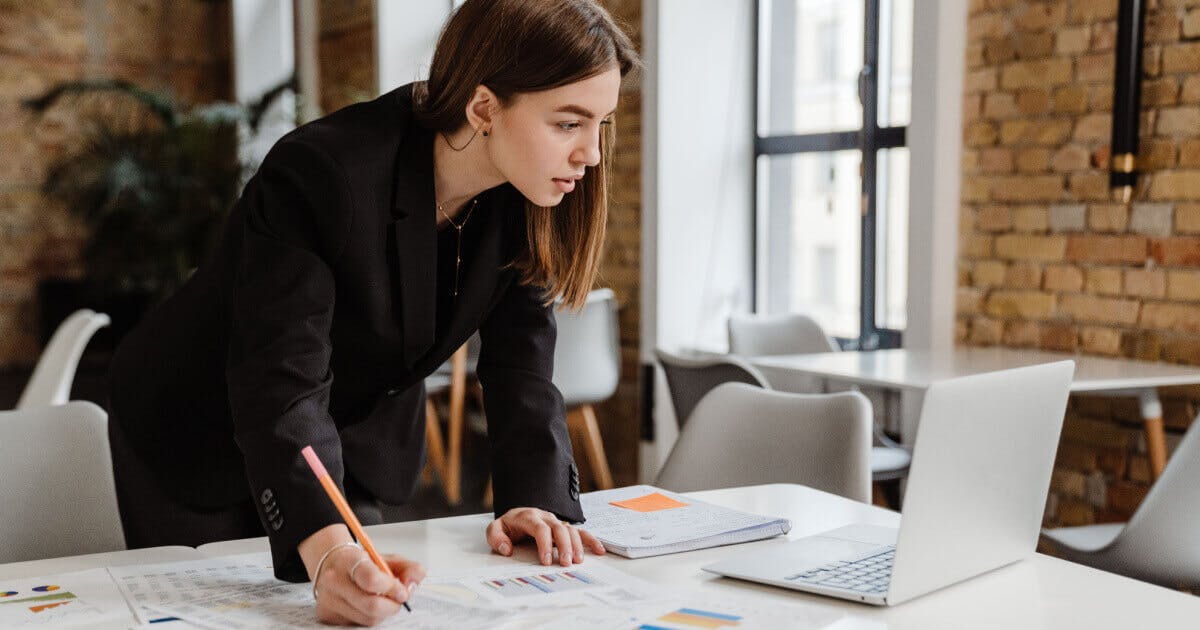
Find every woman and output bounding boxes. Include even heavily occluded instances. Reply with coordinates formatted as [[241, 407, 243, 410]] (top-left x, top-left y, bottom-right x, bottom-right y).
[[106, 0, 640, 624]]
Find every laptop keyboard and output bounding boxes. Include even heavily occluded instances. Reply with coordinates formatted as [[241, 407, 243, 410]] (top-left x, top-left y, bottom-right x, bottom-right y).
[[784, 546, 894, 594]]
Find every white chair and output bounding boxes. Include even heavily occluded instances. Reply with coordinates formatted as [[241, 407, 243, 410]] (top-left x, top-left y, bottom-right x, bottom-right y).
[[655, 349, 770, 429], [1041, 419, 1200, 590], [552, 288, 621, 490], [0, 402, 125, 563], [728, 313, 912, 502], [656, 383, 873, 503], [16, 309, 110, 409]]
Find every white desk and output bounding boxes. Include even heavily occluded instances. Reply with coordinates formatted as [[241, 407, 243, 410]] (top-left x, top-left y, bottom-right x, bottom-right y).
[[751, 347, 1200, 478], [6, 484, 1180, 628]]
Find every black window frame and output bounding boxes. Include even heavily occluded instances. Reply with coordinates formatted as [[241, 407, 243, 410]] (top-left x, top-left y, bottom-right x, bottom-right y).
[[753, 0, 908, 351]]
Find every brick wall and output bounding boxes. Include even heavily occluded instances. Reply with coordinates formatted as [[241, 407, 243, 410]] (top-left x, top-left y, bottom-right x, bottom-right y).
[[592, 0, 643, 487], [0, 0, 232, 368], [961, 0, 1200, 526], [318, 0, 375, 115]]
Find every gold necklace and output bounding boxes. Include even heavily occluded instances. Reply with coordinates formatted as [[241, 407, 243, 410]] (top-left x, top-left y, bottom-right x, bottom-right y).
[[436, 197, 478, 299]]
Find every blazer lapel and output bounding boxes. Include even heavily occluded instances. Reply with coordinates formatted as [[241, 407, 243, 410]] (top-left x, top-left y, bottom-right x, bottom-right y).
[[390, 115, 437, 368]]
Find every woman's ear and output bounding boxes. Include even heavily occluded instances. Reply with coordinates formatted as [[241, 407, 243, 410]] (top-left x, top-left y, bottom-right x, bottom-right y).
[[465, 84, 499, 133]]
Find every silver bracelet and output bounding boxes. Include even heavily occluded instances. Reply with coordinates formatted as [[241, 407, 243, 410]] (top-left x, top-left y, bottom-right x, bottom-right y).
[[311, 541, 362, 601]]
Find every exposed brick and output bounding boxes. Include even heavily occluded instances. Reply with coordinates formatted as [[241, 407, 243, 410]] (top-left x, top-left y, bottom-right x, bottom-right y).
[[1049, 203, 1087, 232], [995, 234, 1068, 261], [1015, 148, 1051, 173], [1075, 52, 1114, 83], [1044, 265, 1085, 291], [1005, 262, 1043, 288], [964, 94, 983, 122], [1091, 20, 1117, 51], [1156, 106, 1200, 135], [1016, 31, 1056, 59], [1060, 294, 1140, 325], [1001, 58, 1074, 89], [1057, 442, 1100, 472], [1003, 319, 1041, 346], [1147, 11, 1183, 44], [1176, 203, 1200, 233], [970, 316, 1004, 345], [958, 287, 986, 315], [980, 147, 1015, 173], [1071, 0, 1119, 23], [1183, 75, 1200, 104], [1050, 145, 1091, 172], [966, 68, 1000, 94], [1068, 172, 1110, 201], [1055, 499, 1095, 526], [1088, 203, 1130, 232], [1129, 203, 1174, 237], [1096, 448, 1129, 478], [1052, 84, 1091, 114], [963, 177, 992, 202], [1141, 302, 1200, 332], [1057, 25, 1091, 54], [983, 92, 1018, 119], [1067, 235, 1148, 264], [992, 174, 1066, 201], [1085, 267, 1123, 296], [1145, 44, 1163, 77], [1015, 88, 1052, 115], [1151, 236, 1200, 264], [1139, 138, 1178, 170], [1050, 468, 1087, 499], [961, 232, 995, 258], [965, 121, 1000, 146], [986, 290, 1057, 318], [1125, 268, 1167, 298], [1185, 8, 1200, 39], [999, 119, 1074, 145], [1040, 322, 1079, 351], [1163, 41, 1200, 73], [1063, 415, 1133, 450], [972, 260, 1008, 287], [1142, 77, 1179, 107], [1168, 270, 1200, 301], [969, 12, 1008, 39], [1014, 3, 1067, 31], [1107, 481, 1150, 515], [1181, 139, 1200, 167], [1080, 326, 1123, 355], [1128, 455, 1152, 483], [978, 204, 1013, 231]]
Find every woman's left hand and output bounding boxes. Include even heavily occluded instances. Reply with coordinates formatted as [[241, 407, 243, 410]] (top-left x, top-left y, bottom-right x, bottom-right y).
[[486, 507, 606, 566]]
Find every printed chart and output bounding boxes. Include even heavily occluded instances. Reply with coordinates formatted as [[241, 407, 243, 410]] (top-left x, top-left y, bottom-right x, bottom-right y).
[[0, 568, 135, 628]]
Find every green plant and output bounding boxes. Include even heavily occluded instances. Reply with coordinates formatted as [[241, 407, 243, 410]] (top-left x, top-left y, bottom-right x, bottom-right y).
[[24, 78, 293, 299]]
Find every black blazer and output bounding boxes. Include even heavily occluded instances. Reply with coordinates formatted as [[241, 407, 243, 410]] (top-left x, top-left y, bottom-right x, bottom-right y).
[[108, 83, 583, 580]]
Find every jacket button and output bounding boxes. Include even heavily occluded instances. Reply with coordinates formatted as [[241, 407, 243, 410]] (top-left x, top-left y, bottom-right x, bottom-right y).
[[386, 387, 401, 397]]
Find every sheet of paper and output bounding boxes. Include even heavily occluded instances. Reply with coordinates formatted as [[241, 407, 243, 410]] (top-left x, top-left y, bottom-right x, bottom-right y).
[[610, 492, 690, 512], [509, 589, 844, 630], [581, 486, 786, 548], [419, 561, 660, 610], [107, 553, 282, 624], [0, 567, 138, 628]]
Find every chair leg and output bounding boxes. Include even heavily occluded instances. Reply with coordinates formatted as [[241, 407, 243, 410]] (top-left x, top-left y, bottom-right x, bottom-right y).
[[424, 398, 446, 488], [445, 345, 468, 505], [567, 404, 614, 490], [483, 478, 493, 509]]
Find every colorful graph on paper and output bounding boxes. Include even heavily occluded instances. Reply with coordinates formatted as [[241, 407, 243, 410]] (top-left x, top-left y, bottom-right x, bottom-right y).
[[643, 607, 743, 628], [480, 569, 601, 598]]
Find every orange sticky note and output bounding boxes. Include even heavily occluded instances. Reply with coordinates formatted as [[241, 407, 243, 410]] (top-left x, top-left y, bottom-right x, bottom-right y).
[[610, 492, 689, 512]]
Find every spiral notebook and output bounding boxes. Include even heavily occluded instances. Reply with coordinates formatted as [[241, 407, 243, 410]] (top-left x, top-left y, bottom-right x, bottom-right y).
[[579, 485, 791, 558]]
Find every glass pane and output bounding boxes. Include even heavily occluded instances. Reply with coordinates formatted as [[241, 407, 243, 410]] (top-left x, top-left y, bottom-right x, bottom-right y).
[[875, 148, 908, 330], [758, 0, 864, 136], [879, 0, 913, 127], [758, 151, 862, 339]]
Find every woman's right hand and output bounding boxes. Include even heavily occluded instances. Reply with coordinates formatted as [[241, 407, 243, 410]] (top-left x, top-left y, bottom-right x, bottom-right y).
[[314, 549, 426, 626]]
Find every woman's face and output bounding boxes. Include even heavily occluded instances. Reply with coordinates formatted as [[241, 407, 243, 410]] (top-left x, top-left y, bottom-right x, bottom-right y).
[[488, 66, 621, 207]]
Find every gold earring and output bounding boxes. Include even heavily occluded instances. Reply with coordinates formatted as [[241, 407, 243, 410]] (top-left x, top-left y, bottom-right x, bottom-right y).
[[482, 129, 489, 137]]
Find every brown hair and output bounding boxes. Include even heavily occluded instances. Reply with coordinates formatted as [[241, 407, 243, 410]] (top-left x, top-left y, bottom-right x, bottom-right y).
[[413, 0, 641, 309]]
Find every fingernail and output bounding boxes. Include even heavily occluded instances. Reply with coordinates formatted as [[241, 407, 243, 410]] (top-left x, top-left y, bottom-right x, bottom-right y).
[[499, 543, 510, 555], [562, 552, 572, 564], [542, 552, 552, 565], [397, 582, 408, 598], [406, 581, 418, 595]]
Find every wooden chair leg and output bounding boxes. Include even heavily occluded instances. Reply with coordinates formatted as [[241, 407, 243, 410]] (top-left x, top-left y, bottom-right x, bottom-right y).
[[1145, 416, 1167, 480], [567, 404, 614, 490], [483, 478, 493, 509], [445, 345, 468, 505], [424, 398, 446, 487]]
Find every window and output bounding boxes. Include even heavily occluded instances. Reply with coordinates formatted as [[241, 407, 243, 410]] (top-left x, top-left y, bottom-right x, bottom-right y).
[[755, 0, 911, 348]]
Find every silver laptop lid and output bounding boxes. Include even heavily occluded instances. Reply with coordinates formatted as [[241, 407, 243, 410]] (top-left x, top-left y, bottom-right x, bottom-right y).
[[887, 360, 1074, 605]]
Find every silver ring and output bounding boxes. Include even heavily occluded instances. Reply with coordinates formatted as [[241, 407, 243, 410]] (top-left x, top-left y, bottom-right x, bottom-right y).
[[349, 557, 369, 585]]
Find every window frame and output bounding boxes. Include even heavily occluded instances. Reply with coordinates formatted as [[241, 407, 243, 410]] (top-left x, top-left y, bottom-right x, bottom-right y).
[[753, 0, 908, 350]]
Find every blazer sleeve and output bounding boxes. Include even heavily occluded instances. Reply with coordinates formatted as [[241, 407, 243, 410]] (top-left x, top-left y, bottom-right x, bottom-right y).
[[225, 138, 355, 582], [477, 279, 585, 524]]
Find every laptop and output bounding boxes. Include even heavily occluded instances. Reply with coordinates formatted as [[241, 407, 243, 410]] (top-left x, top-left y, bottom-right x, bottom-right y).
[[703, 360, 1075, 606]]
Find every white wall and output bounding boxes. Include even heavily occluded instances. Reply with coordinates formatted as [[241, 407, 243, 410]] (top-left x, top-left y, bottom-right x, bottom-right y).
[[231, 0, 296, 166], [640, 0, 756, 482], [376, 0, 458, 93]]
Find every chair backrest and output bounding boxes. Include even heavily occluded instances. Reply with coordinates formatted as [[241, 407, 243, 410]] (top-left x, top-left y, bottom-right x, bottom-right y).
[[655, 382, 872, 502], [655, 348, 769, 429], [16, 309, 110, 409], [728, 312, 839, 356], [552, 288, 620, 406], [1094, 418, 1200, 587], [0, 402, 125, 563]]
